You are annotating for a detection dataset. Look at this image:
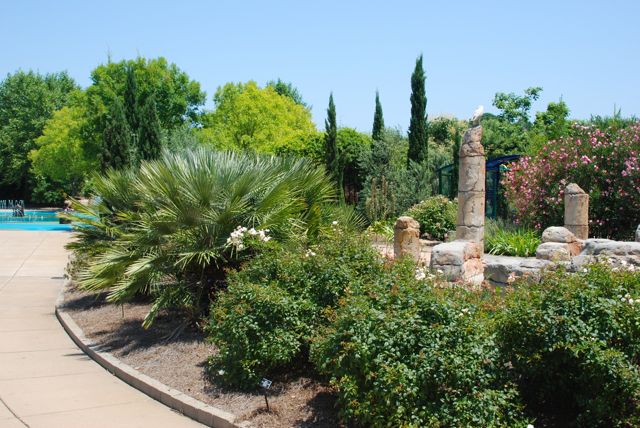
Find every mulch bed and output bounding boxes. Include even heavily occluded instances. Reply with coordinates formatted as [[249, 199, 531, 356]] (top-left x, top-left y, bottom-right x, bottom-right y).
[[61, 286, 341, 428]]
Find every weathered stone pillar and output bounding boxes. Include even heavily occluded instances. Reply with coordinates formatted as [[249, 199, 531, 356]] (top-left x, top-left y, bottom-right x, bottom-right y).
[[394, 216, 421, 261], [564, 183, 589, 240], [456, 125, 485, 252]]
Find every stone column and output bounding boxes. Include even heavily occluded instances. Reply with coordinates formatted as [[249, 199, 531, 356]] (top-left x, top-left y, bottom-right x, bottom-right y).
[[564, 183, 589, 240], [394, 216, 421, 261], [456, 125, 485, 252]]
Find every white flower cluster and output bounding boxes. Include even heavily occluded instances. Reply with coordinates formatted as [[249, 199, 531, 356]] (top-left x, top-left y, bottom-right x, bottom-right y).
[[610, 259, 638, 272], [415, 267, 442, 281], [226, 226, 271, 250], [305, 249, 317, 258], [415, 267, 427, 280], [618, 292, 639, 305]]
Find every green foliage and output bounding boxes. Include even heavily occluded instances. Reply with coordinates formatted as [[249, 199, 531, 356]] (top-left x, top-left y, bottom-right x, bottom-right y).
[[485, 219, 541, 257], [138, 93, 162, 161], [311, 264, 528, 427], [87, 56, 205, 129], [29, 104, 96, 197], [482, 87, 543, 157], [100, 97, 132, 170], [200, 81, 315, 153], [0, 70, 77, 199], [207, 227, 383, 388], [372, 91, 384, 141], [359, 129, 433, 222], [408, 54, 428, 164], [67, 148, 335, 327], [266, 78, 308, 108], [324, 93, 339, 194], [123, 65, 141, 134], [404, 195, 457, 240], [497, 265, 640, 427]]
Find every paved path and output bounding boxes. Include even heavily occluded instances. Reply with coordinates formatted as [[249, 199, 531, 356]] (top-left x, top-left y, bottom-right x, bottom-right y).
[[0, 231, 202, 427]]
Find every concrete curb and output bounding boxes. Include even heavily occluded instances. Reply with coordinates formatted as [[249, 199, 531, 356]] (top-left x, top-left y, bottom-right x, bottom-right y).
[[55, 284, 245, 428]]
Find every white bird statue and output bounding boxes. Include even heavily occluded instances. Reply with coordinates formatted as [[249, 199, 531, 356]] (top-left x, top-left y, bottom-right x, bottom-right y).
[[471, 105, 484, 126]]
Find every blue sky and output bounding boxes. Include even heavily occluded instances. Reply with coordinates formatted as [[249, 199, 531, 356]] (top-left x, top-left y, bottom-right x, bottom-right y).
[[2, 0, 639, 132]]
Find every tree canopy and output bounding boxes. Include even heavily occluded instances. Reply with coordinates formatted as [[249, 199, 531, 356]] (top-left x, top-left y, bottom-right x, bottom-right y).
[[200, 81, 316, 153], [0, 70, 77, 199]]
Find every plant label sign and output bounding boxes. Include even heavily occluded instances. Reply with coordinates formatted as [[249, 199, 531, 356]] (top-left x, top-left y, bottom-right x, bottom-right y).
[[259, 378, 272, 389]]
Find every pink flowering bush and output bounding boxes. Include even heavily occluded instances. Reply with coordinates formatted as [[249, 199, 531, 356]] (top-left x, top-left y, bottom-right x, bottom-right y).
[[503, 123, 640, 239]]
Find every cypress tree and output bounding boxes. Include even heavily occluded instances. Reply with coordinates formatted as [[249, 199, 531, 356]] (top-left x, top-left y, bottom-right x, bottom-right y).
[[124, 65, 140, 137], [407, 54, 428, 164], [324, 93, 342, 198], [101, 98, 132, 171], [138, 93, 162, 161], [372, 91, 385, 141]]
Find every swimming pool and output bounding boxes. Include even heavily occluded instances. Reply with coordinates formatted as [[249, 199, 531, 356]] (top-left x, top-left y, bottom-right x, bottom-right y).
[[0, 210, 72, 231]]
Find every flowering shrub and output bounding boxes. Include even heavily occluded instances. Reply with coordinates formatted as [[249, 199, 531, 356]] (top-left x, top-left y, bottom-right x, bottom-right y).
[[497, 265, 640, 427], [207, 226, 385, 388], [311, 269, 529, 427], [502, 123, 640, 239]]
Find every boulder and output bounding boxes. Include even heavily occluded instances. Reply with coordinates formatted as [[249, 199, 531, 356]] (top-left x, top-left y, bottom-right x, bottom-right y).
[[430, 240, 483, 286], [541, 226, 576, 243]]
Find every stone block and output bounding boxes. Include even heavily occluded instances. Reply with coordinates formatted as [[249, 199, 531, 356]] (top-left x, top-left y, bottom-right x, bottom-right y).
[[394, 216, 421, 261], [541, 226, 577, 243], [536, 242, 572, 261], [430, 240, 483, 286]]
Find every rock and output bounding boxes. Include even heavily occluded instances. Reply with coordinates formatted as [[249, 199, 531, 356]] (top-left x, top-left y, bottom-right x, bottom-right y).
[[536, 242, 572, 261], [394, 216, 421, 261], [580, 239, 640, 257], [483, 255, 552, 285], [430, 240, 483, 286], [541, 226, 577, 243], [636, 225, 640, 242]]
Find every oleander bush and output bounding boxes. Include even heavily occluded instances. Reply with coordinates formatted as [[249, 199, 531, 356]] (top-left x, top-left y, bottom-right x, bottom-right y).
[[502, 122, 640, 239], [497, 264, 640, 427], [404, 195, 457, 240], [207, 226, 384, 388], [311, 268, 529, 428]]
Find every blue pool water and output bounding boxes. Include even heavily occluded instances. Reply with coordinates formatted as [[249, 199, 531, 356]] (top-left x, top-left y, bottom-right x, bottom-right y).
[[0, 210, 72, 231]]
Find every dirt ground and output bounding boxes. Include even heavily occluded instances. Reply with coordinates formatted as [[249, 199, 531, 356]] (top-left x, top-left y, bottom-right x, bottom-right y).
[[61, 287, 341, 428]]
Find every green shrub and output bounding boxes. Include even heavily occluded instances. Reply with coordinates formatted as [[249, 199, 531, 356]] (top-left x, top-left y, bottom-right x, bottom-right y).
[[404, 195, 457, 240], [497, 265, 640, 427], [66, 148, 336, 327], [207, 227, 384, 388], [486, 219, 540, 257], [311, 265, 528, 427]]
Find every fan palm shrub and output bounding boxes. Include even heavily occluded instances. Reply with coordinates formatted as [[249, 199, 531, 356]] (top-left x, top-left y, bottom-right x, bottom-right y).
[[65, 148, 336, 327]]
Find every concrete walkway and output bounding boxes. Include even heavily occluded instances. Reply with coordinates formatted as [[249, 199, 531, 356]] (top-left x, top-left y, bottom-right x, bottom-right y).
[[0, 231, 202, 427]]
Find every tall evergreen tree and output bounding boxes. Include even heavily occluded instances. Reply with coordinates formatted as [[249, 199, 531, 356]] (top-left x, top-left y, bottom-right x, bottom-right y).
[[324, 93, 342, 198], [124, 65, 141, 137], [138, 93, 162, 161], [101, 98, 131, 171], [407, 54, 428, 164], [372, 90, 384, 141]]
